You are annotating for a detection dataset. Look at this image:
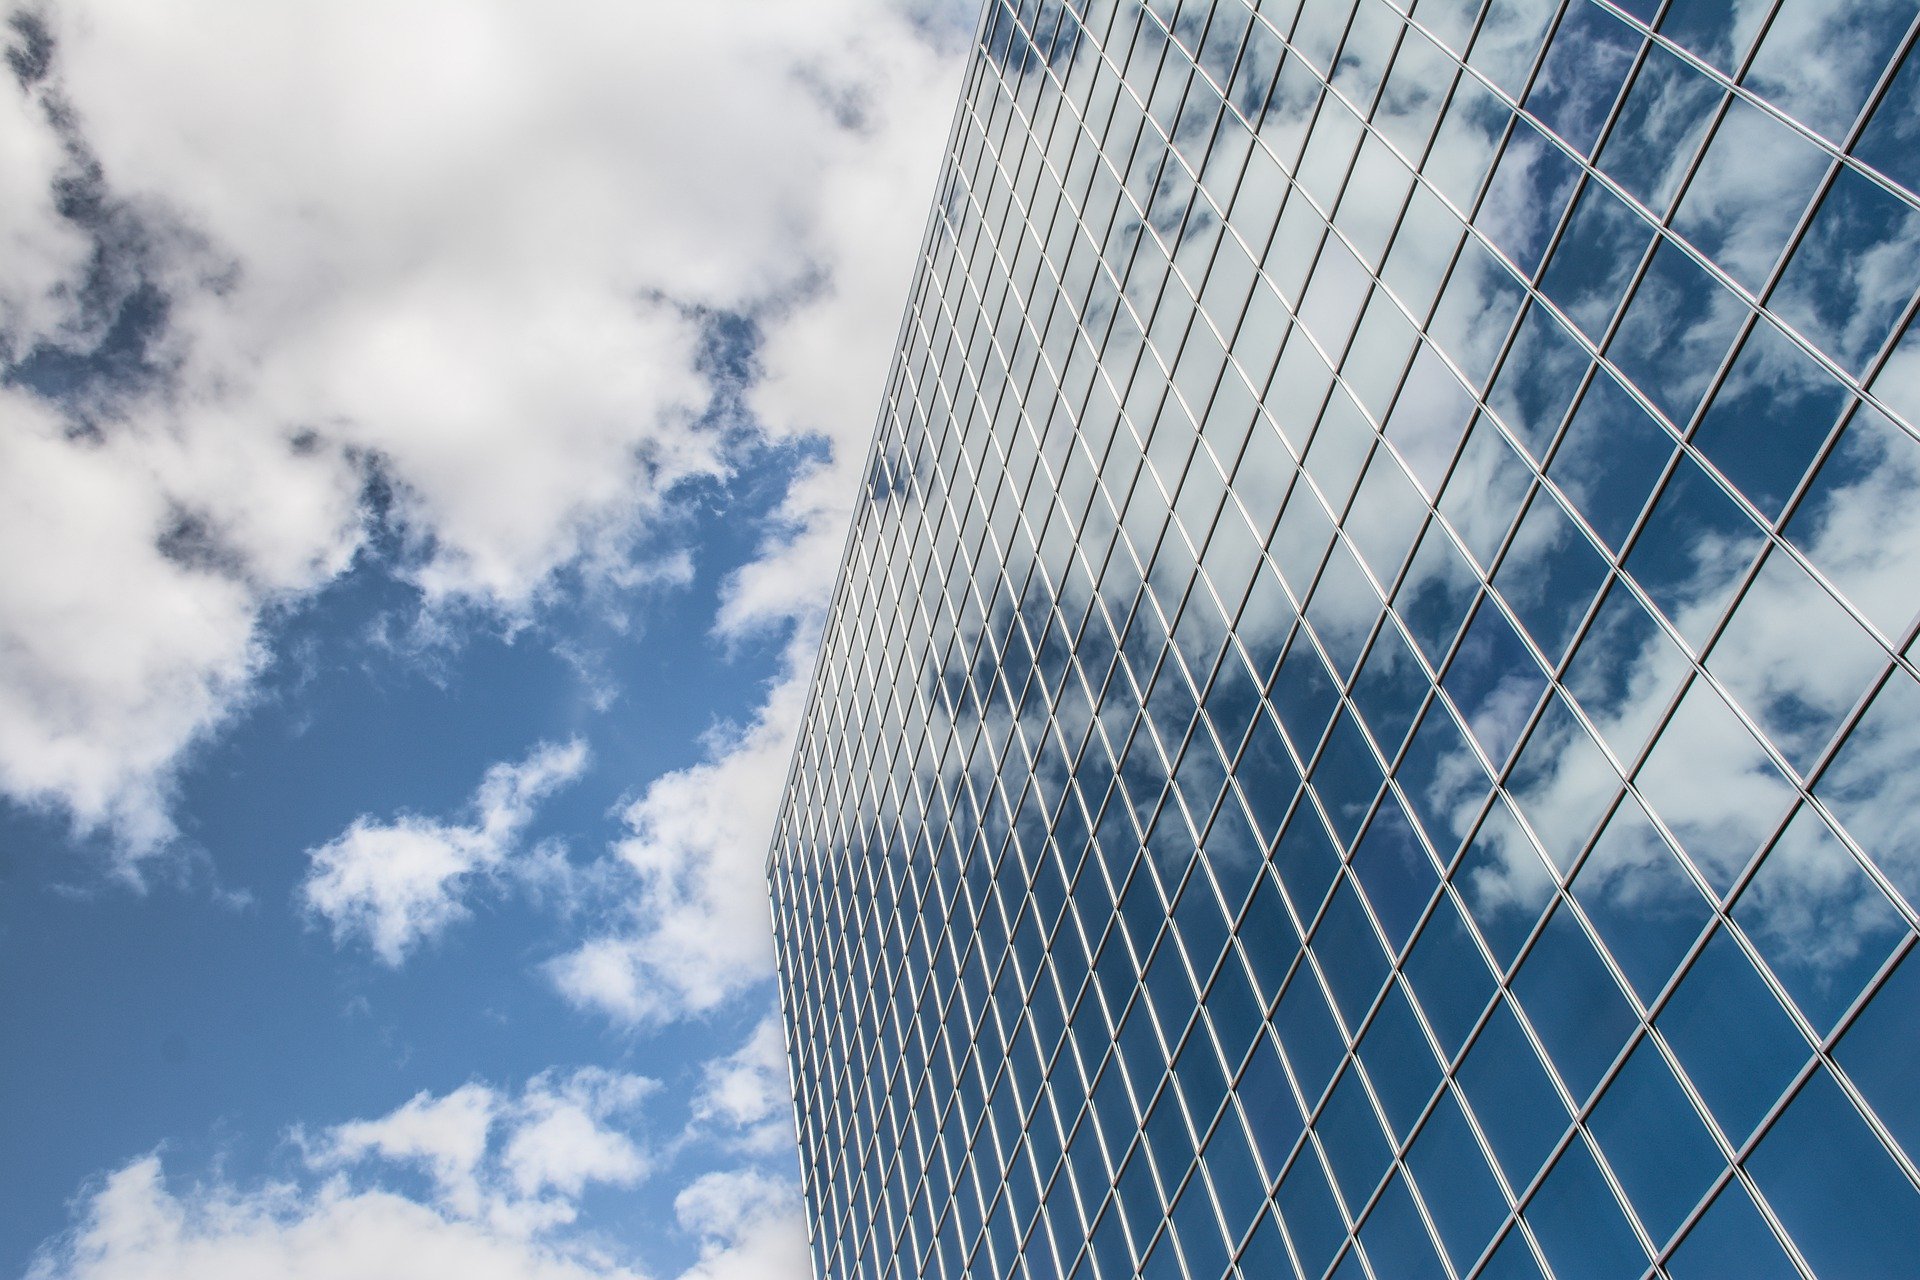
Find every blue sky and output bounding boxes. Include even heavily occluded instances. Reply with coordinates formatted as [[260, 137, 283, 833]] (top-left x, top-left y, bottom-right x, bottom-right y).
[[0, 2, 972, 1276]]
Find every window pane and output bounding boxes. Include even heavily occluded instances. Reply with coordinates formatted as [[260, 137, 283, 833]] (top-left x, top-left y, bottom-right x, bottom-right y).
[[1656, 927, 1807, 1145], [1523, 1135, 1648, 1280], [1523, 1, 1641, 155], [1586, 1037, 1723, 1247], [1690, 318, 1849, 521], [1744, 0, 1916, 141], [1597, 43, 1722, 213], [1748, 1067, 1920, 1280], [1772, 167, 1920, 376], [1670, 96, 1830, 294]]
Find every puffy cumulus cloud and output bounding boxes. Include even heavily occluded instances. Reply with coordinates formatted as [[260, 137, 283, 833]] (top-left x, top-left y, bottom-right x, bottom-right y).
[[673, 1169, 810, 1280], [302, 738, 589, 964], [26, 1068, 812, 1280], [0, 383, 306, 858], [317, 1084, 501, 1221], [689, 1012, 795, 1156], [498, 1070, 655, 1204], [722, 4, 965, 642], [551, 153, 967, 1014], [311, 1068, 656, 1237], [545, 0, 969, 1030], [0, 0, 973, 861], [24, 1158, 643, 1280], [0, 18, 91, 348], [548, 664, 810, 1025]]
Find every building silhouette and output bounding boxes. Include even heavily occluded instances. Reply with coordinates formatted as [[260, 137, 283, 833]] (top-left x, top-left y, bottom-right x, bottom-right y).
[[769, 1, 1920, 1277]]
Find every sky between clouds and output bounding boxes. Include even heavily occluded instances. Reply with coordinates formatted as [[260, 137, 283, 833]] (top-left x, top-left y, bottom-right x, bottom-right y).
[[0, 0, 975, 1275]]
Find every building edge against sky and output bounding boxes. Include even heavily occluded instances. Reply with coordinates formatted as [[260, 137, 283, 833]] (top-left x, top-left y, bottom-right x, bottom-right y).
[[769, 1, 1920, 1279]]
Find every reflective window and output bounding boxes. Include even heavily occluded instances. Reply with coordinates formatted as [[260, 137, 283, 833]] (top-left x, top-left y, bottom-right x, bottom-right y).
[[1657, 0, 1770, 76], [1383, 342, 1476, 495], [1706, 547, 1886, 776], [772, 6, 1920, 1277], [1275, 1144, 1347, 1279], [1548, 372, 1673, 552], [1424, 72, 1512, 212], [1427, 235, 1527, 390], [1733, 805, 1908, 1035], [1597, 42, 1722, 214], [1510, 903, 1637, 1102], [1608, 237, 1748, 426], [1538, 177, 1652, 340], [1691, 318, 1849, 521], [1668, 1180, 1802, 1280], [1854, 35, 1920, 194], [1525, 1135, 1650, 1280], [1524, 2, 1640, 156], [1493, 488, 1609, 666], [1438, 414, 1534, 571], [1772, 167, 1920, 377], [1586, 1036, 1722, 1247], [1657, 927, 1808, 1145], [1622, 453, 1765, 648], [1357, 978, 1438, 1142], [1816, 668, 1920, 907], [1397, 698, 1490, 862], [1836, 943, 1920, 1159], [1372, 22, 1454, 159], [1748, 1067, 1920, 1279], [1457, 996, 1569, 1188], [1405, 1086, 1507, 1270], [1487, 299, 1589, 459], [1744, 0, 1917, 142], [1476, 119, 1582, 277], [1670, 96, 1830, 294], [1455, 794, 1552, 972], [1441, 597, 1547, 767], [1784, 404, 1920, 642], [1467, 0, 1559, 101], [1403, 889, 1496, 1059]]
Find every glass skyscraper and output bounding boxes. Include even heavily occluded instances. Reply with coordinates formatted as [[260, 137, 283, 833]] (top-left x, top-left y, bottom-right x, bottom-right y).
[[768, 1, 1920, 1277]]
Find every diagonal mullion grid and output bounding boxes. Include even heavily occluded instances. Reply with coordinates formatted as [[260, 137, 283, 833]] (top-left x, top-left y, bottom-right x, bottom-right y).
[[771, 2, 1920, 1280]]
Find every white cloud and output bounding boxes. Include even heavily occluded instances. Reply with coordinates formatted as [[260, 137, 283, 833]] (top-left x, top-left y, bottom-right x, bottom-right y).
[[319, 1083, 500, 1220], [546, 0, 969, 1027], [0, 0, 972, 861], [673, 1170, 811, 1280], [724, 20, 967, 640], [26, 1158, 643, 1280], [27, 1068, 812, 1280], [499, 1070, 654, 1204], [1446, 405, 1919, 975], [548, 661, 809, 1025], [0, 382, 293, 860], [302, 738, 589, 964], [690, 1013, 795, 1156], [0, 19, 91, 347], [544, 0, 970, 1032], [311, 1068, 656, 1237]]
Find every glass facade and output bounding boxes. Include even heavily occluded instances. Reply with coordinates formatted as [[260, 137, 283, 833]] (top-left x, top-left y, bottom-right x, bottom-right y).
[[768, 0, 1920, 1277]]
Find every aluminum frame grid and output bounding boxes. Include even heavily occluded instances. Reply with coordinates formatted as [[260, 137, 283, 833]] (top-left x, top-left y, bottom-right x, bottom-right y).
[[768, 1, 1920, 1278]]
